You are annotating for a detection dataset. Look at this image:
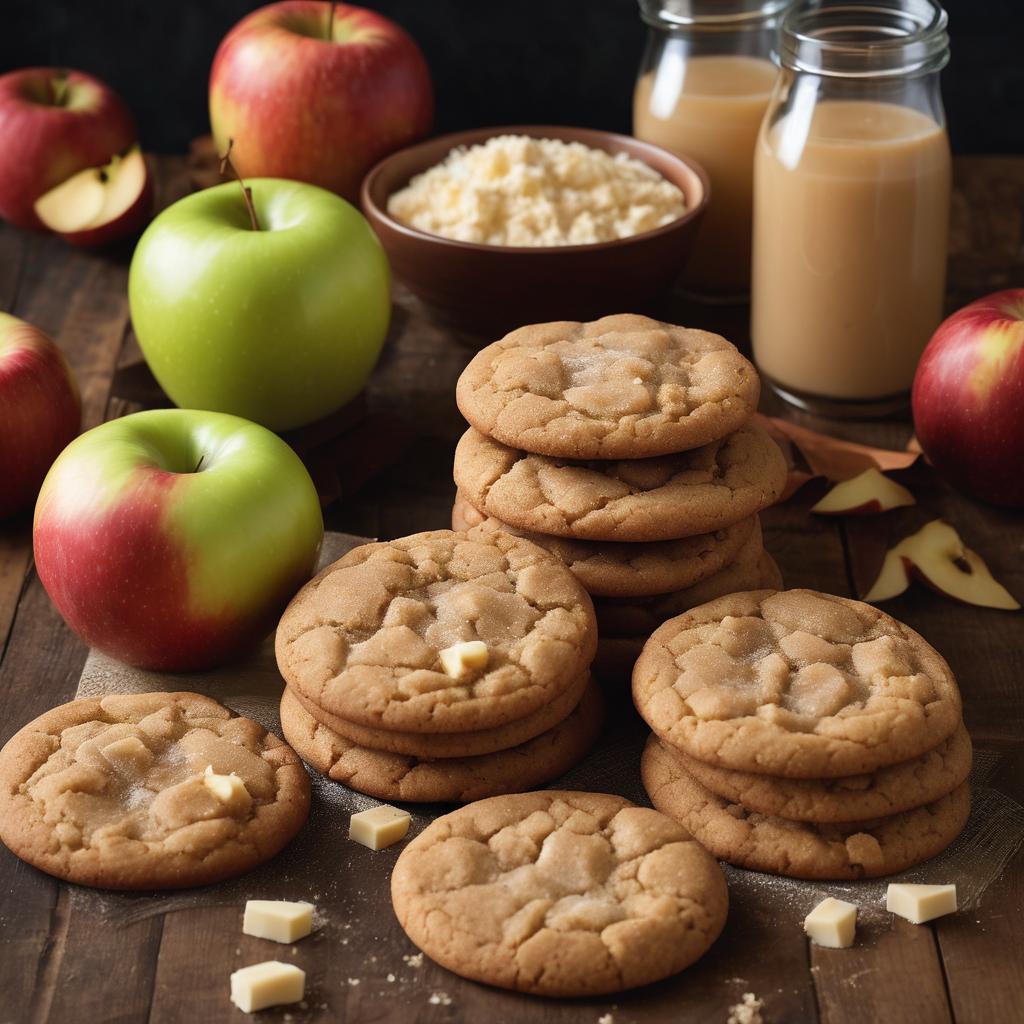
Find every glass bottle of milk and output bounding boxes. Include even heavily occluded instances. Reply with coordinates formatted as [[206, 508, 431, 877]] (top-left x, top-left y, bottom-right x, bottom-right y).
[[634, 1, 788, 301], [752, 0, 952, 417]]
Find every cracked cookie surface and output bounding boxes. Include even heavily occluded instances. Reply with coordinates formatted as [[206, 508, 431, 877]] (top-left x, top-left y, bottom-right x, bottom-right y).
[[456, 314, 759, 459], [632, 589, 962, 778], [642, 736, 970, 879], [0, 692, 311, 890], [453, 489, 758, 598], [675, 723, 972, 823], [280, 682, 603, 804], [275, 528, 597, 734], [289, 669, 590, 760], [390, 790, 728, 996], [453, 423, 786, 542]]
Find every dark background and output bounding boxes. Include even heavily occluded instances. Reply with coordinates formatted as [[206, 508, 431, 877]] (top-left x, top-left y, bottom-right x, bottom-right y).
[[2, 0, 1022, 155]]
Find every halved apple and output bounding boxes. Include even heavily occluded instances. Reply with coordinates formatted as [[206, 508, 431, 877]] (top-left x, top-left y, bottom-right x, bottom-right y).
[[34, 145, 152, 248], [811, 468, 915, 515], [865, 519, 1020, 609]]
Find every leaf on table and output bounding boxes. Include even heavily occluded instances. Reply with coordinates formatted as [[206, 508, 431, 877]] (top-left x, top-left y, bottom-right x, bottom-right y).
[[755, 414, 921, 495]]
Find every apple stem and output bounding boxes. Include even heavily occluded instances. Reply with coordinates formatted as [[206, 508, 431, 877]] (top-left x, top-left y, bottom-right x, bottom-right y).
[[326, 2, 336, 40], [218, 138, 261, 232], [194, 455, 205, 473]]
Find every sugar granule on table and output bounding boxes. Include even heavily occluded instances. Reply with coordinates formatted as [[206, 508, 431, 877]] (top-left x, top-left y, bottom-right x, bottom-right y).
[[727, 992, 764, 1024], [428, 992, 452, 1006], [403, 952, 424, 968]]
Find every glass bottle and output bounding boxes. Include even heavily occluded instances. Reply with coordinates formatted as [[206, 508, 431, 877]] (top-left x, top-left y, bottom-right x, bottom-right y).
[[751, 0, 952, 417], [634, 0, 787, 300]]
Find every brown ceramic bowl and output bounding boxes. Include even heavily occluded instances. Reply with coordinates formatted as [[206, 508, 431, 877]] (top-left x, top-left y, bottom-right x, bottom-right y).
[[361, 125, 709, 338]]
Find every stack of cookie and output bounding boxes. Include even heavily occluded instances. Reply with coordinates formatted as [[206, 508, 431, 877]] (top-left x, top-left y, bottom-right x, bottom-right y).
[[635, 589, 972, 879], [452, 314, 789, 679], [275, 527, 604, 804]]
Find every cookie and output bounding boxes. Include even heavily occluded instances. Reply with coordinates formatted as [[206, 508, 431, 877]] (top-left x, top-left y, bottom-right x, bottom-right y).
[[642, 736, 970, 879], [390, 790, 728, 996], [290, 669, 590, 759], [281, 681, 603, 803], [453, 490, 759, 599], [674, 723, 972, 823], [453, 423, 787, 542], [594, 529, 774, 639], [276, 528, 598, 735], [632, 589, 962, 778], [456, 314, 759, 459], [0, 692, 311, 890]]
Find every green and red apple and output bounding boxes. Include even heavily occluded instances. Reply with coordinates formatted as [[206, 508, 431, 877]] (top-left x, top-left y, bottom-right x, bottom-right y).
[[128, 177, 390, 431], [0, 313, 81, 519], [209, 1, 433, 201], [0, 67, 136, 231], [912, 289, 1024, 508], [33, 409, 324, 671]]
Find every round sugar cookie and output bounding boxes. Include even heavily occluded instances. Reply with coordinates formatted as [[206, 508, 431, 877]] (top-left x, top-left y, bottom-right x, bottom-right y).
[[289, 669, 590, 759], [275, 528, 597, 735], [0, 692, 310, 890], [675, 723, 973, 823], [456, 314, 759, 459], [280, 681, 603, 803], [391, 789, 728, 996], [642, 736, 970, 879], [632, 589, 963, 778], [453, 422, 787, 542], [452, 489, 758, 598]]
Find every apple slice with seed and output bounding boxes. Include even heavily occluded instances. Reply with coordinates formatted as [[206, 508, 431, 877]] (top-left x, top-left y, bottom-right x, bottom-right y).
[[865, 519, 1019, 609], [812, 468, 915, 515], [34, 145, 152, 248]]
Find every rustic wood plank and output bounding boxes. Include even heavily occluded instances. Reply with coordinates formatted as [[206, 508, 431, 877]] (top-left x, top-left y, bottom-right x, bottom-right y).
[[0, 523, 31, 663]]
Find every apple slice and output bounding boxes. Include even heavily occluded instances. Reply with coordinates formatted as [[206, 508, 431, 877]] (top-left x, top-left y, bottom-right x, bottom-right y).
[[812, 468, 915, 515], [34, 145, 152, 248], [865, 519, 1020, 609]]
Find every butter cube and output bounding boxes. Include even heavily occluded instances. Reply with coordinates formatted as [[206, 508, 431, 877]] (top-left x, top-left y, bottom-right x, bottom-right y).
[[229, 961, 305, 1013], [349, 804, 411, 850], [203, 766, 252, 815], [886, 883, 957, 924], [243, 900, 313, 944], [804, 897, 857, 948], [101, 736, 153, 773], [439, 640, 489, 679]]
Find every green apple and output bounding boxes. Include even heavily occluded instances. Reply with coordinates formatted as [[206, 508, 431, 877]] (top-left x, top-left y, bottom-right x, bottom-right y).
[[128, 177, 390, 432], [34, 408, 324, 671]]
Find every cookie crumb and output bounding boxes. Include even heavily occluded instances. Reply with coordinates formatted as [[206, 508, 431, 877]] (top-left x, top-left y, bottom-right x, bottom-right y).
[[386, 973, 396, 983], [727, 992, 764, 1024], [346, 977, 360, 986], [403, 952, 424, 968], [428, 992, 453, 1006], [598, 1014, 615, 1024]]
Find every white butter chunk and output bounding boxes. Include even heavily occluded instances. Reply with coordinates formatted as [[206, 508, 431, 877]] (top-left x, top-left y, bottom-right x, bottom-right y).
[[439, 640, 489, 679], [229, 961, 305, 1013], [886, 883, 957, 924], [350, 804, 411, 851], [243, 900, 314, 944], [804, 897, 857, 948]]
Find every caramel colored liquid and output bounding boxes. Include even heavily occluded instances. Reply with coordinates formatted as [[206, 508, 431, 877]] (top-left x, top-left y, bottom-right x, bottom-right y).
[[752, 100, 951, 402], [634, 55, 778, 295]]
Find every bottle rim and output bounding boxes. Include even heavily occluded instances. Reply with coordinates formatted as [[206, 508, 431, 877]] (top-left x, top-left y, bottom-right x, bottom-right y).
[[639, 0, 791, 30], [776, 1, 950, 78]]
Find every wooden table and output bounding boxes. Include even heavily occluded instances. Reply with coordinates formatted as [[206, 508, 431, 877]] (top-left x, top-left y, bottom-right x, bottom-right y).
[[1, 156, 1022, 1024]]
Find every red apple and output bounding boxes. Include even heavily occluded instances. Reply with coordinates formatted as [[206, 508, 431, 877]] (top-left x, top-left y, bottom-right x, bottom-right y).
[[0, 313, 81, 519], [209, 1, 433, 202], [912, 289, 1024, 508], [0, 67, 136, 231], [34, 145, 153, 248], [33, 409, 324, 671]]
